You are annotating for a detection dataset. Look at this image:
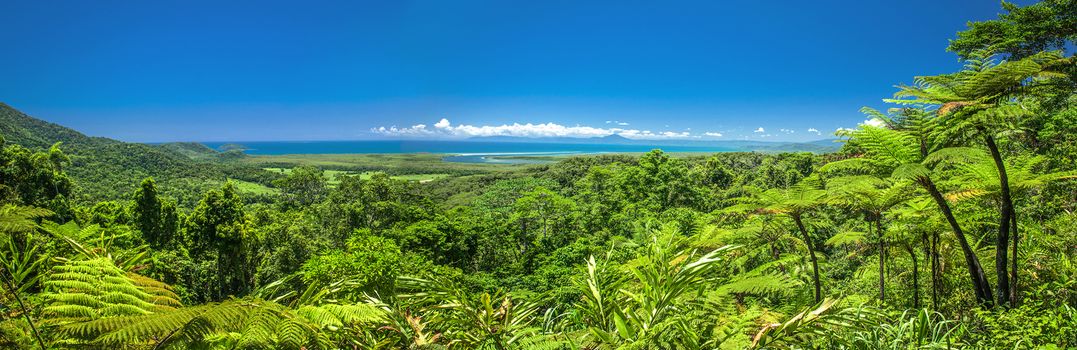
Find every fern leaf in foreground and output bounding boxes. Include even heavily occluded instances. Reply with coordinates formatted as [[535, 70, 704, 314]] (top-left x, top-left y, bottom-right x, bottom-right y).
[[57, 299, 387, 348], [42, 258, 179, 325]]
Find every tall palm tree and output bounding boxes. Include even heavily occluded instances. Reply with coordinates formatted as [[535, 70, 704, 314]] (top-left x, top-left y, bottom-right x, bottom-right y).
[[829, 124, 994, 306], [891, 50, 1072, 306]]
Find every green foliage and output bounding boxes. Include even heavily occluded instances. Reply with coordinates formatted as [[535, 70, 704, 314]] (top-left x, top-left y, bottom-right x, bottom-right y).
[[0, 103, 279, 206], [1, 3, 1076, 346], [184, 182, 253, 301], [0, 140, 73, 219], [397, 276, 540, 349], [750, 299, 884, 349], [301, 232, 408, 293], [57, 298, 385, 349], [948, 0, 1077, 59], [274, 165, 327, 207], [575, 228, 792, 349], [132, 177, 181, 248], [42, 258, 180, 324]]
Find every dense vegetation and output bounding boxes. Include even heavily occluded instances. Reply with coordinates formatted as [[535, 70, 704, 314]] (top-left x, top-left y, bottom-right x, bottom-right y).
[[0, 105, 278, 207], [2, 1, 1077, 348]]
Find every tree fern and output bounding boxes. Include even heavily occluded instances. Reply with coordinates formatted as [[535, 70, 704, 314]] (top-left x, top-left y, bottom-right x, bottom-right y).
[[826, 231, 868, 247], [40, 221, 151, 272], [57, 297, 385, 349], [42, 258, 180, 325], [717, 273, 799, 296], [0, 205, 52, 235]]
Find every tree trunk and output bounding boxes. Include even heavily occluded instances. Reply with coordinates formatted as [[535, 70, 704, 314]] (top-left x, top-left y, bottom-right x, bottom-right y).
[[931, 231, 940, 310], [983, 132, 1013, 308], [905, 242, 920, 309], [1010, 210, 1019, 306], [770, 242, 786, 274], [920, 176, 994, 307], [793, 214, 821, 303], [922, 231, 935, 310], [1, 267, 46, 350], [876, 215, 885, 302]]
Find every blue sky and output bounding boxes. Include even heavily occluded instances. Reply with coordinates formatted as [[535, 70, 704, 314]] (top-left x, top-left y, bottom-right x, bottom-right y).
[[0, 0, 1028, 142]]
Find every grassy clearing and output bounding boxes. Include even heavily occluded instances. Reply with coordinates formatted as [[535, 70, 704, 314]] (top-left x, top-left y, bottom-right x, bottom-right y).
[[217, 179, 280, 195], [383, 173, 450, 182], [263, 167, 450, 185], [243, 153, 526, 173], [249, 153, 537, 187]]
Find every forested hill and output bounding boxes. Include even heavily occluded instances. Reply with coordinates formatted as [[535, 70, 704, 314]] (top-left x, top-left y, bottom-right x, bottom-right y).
[[0, 103, 274, 204]]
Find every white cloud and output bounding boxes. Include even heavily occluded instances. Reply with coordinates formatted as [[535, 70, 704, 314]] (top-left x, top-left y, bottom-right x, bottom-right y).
[[862, 118, 886, 127], [779, 128, 795, 134], [373, 119, 695, 140], [832, 118, 887, 136], [704, 132, 723, 137], [661, 131, 693, 138], [807, 128, 821, 135], [605, 120, 630, 126], [753, 127, 766, 133]]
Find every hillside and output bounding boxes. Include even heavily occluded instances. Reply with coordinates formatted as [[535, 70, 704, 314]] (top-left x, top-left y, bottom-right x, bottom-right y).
[[0, 103, 275, 205], [157, 142, 220, 159]]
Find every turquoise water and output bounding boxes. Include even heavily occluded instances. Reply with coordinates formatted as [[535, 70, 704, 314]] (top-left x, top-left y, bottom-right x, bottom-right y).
[[200, 140, 735, 163]]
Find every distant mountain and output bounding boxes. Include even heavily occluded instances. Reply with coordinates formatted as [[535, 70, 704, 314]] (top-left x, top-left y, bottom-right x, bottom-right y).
[[465, 134, 842, 153], [0, 103, 270, 204]]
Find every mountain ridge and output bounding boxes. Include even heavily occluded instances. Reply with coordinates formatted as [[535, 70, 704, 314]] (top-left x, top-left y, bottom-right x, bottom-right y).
[[0, 103, 272, 204]]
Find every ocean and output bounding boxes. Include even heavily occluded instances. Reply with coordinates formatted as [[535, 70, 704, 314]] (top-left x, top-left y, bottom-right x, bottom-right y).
[[200, 140, 735, 164]]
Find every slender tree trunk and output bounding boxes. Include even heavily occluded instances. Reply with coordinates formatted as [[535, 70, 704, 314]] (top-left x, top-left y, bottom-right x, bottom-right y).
[[876, 215, 885, 302], [905, 242, 920, 309], [1010, 210, 1019, 306], [916, 135, 942, 310], [793, 214, 821, 303], [1, 268, 46, 350], [922, 231, 934, 310], [983, 132, 1012, 308], [920, 176, 994, 307], [931, 231, 940, 310], [770, 242, 786, 274]]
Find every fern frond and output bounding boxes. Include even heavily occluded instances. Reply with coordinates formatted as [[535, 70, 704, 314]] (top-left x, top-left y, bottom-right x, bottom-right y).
[[717, 274, 799, 296], [923, 147, 988, 166], [825, 231, 868, 247], [42, 258, 179, 326]]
